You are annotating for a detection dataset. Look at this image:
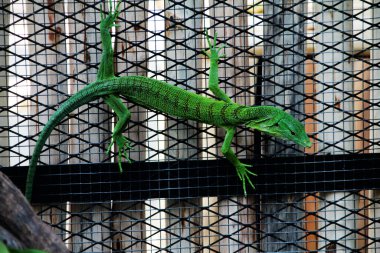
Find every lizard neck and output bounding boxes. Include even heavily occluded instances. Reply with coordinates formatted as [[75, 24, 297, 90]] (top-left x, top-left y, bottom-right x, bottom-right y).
[[238, 105, 279, 123]]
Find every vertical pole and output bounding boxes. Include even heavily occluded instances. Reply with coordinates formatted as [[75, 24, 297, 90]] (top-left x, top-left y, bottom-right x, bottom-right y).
[[0, 0, 9, 167], [209, 0, 254, 160], [145, 199, 168, 252], [27, 1, 68, 167], [6, 0, 33, 167], [209, 1, 257, 252], [353, 55, 370, 251], [23, 0, 69, 245], [314, 0, 357, 251], [144, 2, 168, 252], [304, 60, 318, 252], [66, 0, 110, 166], [111, 1, 148, 251], [262, 0, 306, 251], [113, 1, 148, 162], [164, 1, 203, 251], [353, 60, 370, 153], [164, 0, 202, 161], [370, 0, 380, 154], [368, 1, 380, 252], [65, 1, 111, 251], [201, 197, 219, 253]]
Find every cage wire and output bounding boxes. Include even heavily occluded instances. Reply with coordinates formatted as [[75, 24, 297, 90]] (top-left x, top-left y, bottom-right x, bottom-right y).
[[1, 0, 380, 252]]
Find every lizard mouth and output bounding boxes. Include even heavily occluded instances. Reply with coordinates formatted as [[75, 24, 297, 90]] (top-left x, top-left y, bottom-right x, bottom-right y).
[[303, 138, 313, 148], [293, 136, 312, 148]]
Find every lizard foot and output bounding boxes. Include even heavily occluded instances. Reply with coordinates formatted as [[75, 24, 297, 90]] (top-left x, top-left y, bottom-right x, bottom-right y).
[[235, 163, 257, 196], [100, 0, 122, 30], [107, 134, 133, 173], [203, 30, 226, 62]]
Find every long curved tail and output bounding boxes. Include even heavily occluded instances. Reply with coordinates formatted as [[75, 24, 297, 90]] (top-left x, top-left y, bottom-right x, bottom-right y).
[[25, 81, 106, 201]]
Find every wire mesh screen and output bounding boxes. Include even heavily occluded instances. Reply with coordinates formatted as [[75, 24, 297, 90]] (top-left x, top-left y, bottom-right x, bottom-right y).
[[1, 0, 380, 252]]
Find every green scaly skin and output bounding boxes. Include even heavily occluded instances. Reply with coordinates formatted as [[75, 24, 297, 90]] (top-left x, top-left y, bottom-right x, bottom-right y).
[[25, 1, 312, 200], [0, 241, 47, 253], [98, 0, 132, 171]]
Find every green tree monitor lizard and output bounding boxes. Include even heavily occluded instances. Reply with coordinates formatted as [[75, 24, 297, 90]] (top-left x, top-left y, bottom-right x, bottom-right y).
[[25, 1, 312, 200]]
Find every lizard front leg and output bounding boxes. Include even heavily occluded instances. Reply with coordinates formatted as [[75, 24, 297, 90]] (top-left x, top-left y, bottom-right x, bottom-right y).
[[222, 127, 256, 196], [204, 30, 231, 103], [204, 32, 255, 194]]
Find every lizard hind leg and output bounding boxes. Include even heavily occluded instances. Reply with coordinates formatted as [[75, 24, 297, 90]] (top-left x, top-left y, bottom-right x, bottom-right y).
[[98, 0, 132, 173], [104, 95, 132, 173]]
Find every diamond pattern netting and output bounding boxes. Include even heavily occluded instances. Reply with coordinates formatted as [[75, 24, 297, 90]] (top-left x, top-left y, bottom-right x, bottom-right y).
[[32, 192, 380, 252], [1, 0, 380, 252]]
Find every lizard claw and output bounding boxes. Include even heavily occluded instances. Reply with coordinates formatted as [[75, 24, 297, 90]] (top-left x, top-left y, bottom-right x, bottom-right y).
[[235, 163, 257, 196], [204, 29, 226, 62], [106, 139, 115, 155], [107, 134, 132, 172], [202, 49, 211, 58], [100, 0, 122, 30]]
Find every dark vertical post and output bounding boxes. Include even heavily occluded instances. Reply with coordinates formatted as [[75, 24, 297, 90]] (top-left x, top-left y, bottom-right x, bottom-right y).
[[164, 1, 203, 251], [262, 1, 306, 251], [314, 1, 356, 251], [111, 1, 148, 251]]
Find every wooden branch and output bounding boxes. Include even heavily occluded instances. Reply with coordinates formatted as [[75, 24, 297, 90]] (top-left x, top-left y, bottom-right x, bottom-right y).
[[0, 224, 24, 249], [0, 172, 69, 253]]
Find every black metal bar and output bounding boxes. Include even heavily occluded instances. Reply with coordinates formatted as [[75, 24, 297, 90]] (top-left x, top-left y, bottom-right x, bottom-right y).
[[2, 153, 380, 203], [253, 57, 263, 159]]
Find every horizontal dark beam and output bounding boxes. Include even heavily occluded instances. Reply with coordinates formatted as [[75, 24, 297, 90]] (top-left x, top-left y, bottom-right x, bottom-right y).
[[2, 153, 380, 203]]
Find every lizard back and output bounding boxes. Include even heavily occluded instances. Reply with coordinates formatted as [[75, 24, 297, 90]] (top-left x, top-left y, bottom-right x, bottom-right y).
[[105, 76, 248, 127]]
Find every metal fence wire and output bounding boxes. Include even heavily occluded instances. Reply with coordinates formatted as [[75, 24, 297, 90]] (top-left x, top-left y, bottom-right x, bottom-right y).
[[1, 0, 380, 252]]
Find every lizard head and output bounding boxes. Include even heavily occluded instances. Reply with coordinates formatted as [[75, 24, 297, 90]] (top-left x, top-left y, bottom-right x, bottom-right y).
[[245, 107, 312, 148]]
